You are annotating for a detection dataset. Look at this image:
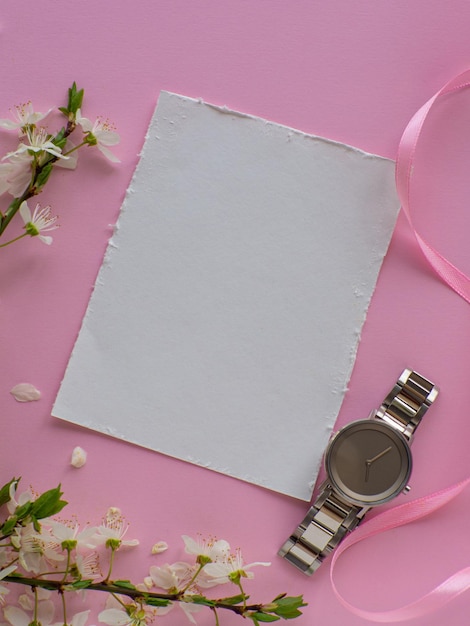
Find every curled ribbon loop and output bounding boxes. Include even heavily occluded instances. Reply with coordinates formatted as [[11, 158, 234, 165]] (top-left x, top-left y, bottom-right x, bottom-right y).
[[395, 69, 470, 303], [330, 478, 470, 621]]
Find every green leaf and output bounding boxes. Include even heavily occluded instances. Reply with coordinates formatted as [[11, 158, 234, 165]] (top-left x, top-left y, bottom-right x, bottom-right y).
[[0, 478, 19, 508], [113, 580, 137, 591], [52, 128, 67, 150], [272, 595, 306, 619], [68, 82, 84, 114], [250, 614, 280, 623], [31, 485, 67, 520], [67, 579, 93, 590], [271, 593, 287, 602], [14, 500, 33, 521], [187, 595, 216, 607], [277, 609, 303, 619], [144, 597, 171, 608], [217, 593, 247, 606], [1, 515, 18, 536], [60, 83, 84, 118]]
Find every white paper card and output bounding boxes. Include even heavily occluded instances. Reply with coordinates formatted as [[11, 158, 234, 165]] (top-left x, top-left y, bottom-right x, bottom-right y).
[[53, 92, 399, 501]]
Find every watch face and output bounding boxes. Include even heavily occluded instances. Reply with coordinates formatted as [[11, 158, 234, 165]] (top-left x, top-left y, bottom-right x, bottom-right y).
[[325, 420, 412, 506]]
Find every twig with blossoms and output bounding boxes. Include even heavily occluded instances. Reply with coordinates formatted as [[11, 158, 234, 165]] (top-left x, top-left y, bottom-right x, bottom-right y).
[[0, 83, 120, 248], [0, 478, 305, 626]]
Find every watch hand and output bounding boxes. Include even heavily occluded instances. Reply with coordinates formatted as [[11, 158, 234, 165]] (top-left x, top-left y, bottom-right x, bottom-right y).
[[365, 446, 392, 482], [367, 446, 392, 465]]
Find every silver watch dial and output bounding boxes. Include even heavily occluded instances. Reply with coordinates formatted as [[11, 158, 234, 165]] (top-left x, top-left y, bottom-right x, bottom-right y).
[[325, 419, 412, 506]]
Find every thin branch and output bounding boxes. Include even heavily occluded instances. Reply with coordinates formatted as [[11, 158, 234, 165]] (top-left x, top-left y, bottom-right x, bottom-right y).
[[3, 575, 266, 617]]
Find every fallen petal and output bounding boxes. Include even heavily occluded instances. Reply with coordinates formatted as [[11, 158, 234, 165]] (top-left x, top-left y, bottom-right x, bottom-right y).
[[71, 446, 87, 468], [151, 541, 169, 554], [10, 383, 41, 402]]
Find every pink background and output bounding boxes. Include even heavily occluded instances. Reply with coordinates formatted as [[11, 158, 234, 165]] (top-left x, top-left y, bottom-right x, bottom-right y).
[[1, 1, 470, 624]]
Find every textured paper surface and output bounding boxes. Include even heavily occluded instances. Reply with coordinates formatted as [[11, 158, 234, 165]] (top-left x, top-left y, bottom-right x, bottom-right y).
[[53, 92, 399, 501]]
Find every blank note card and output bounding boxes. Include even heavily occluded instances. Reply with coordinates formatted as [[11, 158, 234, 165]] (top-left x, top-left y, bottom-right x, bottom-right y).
[[53, 92, 399, 501]]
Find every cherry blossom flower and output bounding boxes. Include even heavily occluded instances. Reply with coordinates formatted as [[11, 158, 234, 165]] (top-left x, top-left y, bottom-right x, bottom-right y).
[[0, 101, 52, 134], [74, 551, 101, 581], [182, 534, 230, 564], [7, 127, 67, 161], [47, 520, 99, 551], [95, 508, 139, 550], [202, 548, 270, 586], [149, 561, 195, 592], [7, 481, 32, 516], [19, 200, 59, 245], [76, 109, 120, 162], [98, 606, 145, 626], [144, 565, 203, 625], [11, 524, 65, 574], [99, 597, 157, 626]]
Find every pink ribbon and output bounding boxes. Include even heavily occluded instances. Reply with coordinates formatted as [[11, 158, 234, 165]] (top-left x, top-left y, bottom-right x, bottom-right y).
[[330, 71, 470, 620], [330, 477, 470, 621], [395, 69, 470, 303]]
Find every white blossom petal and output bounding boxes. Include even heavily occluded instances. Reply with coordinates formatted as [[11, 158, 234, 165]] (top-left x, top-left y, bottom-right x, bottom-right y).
[[0, 564, 17, 580], [69, 610, 90, 626], [0, 119, 20, 130], [98, 608, 131, 626], [3, 154, 33, 197], [151, 541, 168, 554], [97, 143, 121, 163], [10, 382, 41, 402], [18, 201, 31, 224], [71, 446, 87, 468], [56, 139, 78, 170], [4, 606, 32, 626], [38, 234, 53, 245], [179, 602, 203, 625], [37, 600, 55, 625]]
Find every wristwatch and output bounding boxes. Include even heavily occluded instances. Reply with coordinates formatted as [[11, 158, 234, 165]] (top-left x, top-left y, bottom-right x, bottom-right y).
[[278, 368, 439, 575]]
